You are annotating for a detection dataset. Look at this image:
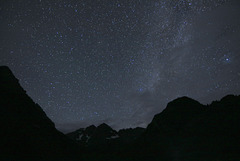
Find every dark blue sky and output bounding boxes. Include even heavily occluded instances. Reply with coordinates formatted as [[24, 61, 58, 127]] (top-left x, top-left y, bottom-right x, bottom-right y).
[[1, 0, 240, 133]]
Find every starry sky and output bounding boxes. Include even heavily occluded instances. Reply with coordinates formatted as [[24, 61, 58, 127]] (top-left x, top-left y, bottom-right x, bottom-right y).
[[1, 0, 240, 133]]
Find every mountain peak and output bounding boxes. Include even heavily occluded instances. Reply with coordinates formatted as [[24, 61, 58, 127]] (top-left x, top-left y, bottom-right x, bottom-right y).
[[0, 66, 17, 81], [0, 66, 25, 94], [85, 125, 96, 130], [84, 125, 97, 135], [0, 65, 11, 71], [95, 123, 117, 136], [220, 94, 240, 103], [146, 96, 204, 134], [210, 94, 240, 107], [67, 123, 119, 145], [0, 65, 54, 127], [98, 123, 112, 129], [0, 66, 79, 160], [166, 96, 203, 110]]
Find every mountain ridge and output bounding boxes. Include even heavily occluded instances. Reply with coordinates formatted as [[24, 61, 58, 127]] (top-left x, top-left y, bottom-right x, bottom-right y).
[[67, 94, 240, 160], [0, 66, 80, 161], [1, 65, 240, 161]]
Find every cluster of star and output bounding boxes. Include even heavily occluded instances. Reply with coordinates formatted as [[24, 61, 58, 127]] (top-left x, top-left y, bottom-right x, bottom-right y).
[[1, 0, 239, 132]]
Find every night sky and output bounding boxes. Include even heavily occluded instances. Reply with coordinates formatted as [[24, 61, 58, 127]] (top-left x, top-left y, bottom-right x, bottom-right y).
[[1, 0, 240, 133]]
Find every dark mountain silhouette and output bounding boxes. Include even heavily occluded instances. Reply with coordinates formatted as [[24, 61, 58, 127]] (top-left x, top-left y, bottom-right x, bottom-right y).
[[1, 65, 240, 161], [146, 96, 204, 135], [67, 123, 118, 147], [0, 66, 80, 161], [134, 95, 240, 161], [67, 124, 145, 147], [72, 95, 240, 161], [67, 125, 97, 145]]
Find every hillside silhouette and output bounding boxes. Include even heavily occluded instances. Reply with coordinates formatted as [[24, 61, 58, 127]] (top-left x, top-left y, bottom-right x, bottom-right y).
[[0, 66, 80, 161], [0, 66, 240, 161]]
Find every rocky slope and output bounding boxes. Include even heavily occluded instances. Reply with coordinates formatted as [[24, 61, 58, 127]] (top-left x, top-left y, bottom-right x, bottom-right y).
[[73, 95, 240, 161], [0, 66, 80, 161], [1, 65, 240, 161]]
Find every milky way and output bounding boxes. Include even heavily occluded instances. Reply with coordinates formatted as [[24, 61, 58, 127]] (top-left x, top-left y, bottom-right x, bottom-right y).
[[1, 0, 240, 132]]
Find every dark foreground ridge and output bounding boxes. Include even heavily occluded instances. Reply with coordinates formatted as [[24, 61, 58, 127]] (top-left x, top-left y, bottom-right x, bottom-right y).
[[68, 94, 240, 161], [1, 66, 240, 161], [0, 66, 80, 161]]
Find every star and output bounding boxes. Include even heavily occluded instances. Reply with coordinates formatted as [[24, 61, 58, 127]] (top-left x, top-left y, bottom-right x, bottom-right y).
[[0, 0, 239, 132]]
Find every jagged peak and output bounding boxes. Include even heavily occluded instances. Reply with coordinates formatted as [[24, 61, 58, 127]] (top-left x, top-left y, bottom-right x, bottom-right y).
[[0, 66, 25, 93], [147, 96, 204, 130], [86, 125, 96, 129], [210, 94, 240, 107], [0, 65, 11, 71], [84, 125, 97, 131], [84, 125, 97, 134], [220, 94, 239, 102], [170, 96, 200, 103], [0, 66, 17, 81], [97, 123, 113, 130], [0, 65, 54, 128], [166, 96, 203, 109]]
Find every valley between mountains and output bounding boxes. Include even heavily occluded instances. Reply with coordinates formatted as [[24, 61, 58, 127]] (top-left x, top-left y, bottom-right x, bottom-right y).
[[1, 66, 240, 161]]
